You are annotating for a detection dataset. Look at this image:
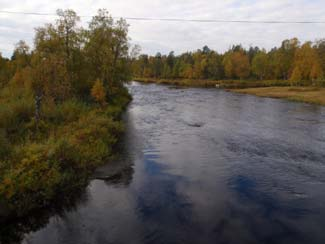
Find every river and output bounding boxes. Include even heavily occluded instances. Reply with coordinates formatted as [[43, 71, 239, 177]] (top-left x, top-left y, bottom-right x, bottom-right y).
[[3, 82, 325, 244]]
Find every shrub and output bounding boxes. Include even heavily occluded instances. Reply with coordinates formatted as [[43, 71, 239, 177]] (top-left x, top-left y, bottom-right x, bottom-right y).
[[42, 99, 90, 124], [57, 110, 124, 169], [0, 95, 34, 143], [0, 143, 61, 215]]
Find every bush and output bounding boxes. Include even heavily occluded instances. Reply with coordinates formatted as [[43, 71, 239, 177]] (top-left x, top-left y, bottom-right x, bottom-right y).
[[0, 143, 61, 215], [42, 99, 91, 125], [0, 95, 34, 143], [57, 110, 124, 169]]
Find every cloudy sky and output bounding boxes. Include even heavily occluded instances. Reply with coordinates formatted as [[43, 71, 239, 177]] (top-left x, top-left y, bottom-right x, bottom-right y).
[[0, 0, 324, 57]]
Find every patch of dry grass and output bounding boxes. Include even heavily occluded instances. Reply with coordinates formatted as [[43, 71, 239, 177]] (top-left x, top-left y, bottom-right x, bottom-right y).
[[134, 78, 325, 106], [134, 78, 290, 88], [231, 87, 325, 106], [134, 78, 217, 87]]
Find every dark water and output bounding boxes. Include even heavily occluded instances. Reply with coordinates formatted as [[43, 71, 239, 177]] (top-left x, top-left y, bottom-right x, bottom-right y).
[[5, 82, 325, 244]]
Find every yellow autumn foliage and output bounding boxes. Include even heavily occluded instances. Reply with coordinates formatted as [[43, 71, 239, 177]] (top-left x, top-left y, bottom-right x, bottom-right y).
[[91, 79, 106, 105]]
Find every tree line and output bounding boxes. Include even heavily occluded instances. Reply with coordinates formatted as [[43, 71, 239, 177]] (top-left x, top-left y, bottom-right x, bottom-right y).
[[132, 38, 325, 84]]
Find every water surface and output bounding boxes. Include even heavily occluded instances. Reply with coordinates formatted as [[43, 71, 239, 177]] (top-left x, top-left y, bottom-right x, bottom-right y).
[[7, 82, 325, 243]]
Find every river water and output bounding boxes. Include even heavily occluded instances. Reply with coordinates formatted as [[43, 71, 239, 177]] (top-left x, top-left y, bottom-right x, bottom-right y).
[[4, 82, 325, 244]]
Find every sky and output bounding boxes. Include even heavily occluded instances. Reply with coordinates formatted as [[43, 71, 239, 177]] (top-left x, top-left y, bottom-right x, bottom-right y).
[[0, 0, 325, 58]]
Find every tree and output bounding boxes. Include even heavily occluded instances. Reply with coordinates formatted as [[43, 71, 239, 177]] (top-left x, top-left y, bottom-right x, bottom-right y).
[[233, 51, 250, 79], [91, 79, 107, 105], [291, 42, 321, 82], [223, 52, 234, 78], [315, 39, 325, 76], [222, 50, 250, 79], [310, 63, 323, 83], [33, 28, 71, 103], [130, 45, 141, 60], [290, 66, 302, 85], [56, 9, 81, 65], [85, 9, 130, 93], [167, 51, 175, 70], [202, 45, 211, 54], [153, 52, 163, 78], [275, 38, 299, 79], [252, 51, 269, 80], [11, 40, 31, 70], [206, 51, 224, 79], [0, 54, 13, 87], [248, 46, 260, 63]]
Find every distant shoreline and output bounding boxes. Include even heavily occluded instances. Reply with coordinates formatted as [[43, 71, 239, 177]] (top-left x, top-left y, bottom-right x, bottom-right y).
[[231, 87, 325, 106], [134, 78, 325, 106]]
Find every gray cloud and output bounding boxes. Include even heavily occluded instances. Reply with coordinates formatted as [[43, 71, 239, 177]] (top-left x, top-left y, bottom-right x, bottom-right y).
[[0, 0, 324, 57]]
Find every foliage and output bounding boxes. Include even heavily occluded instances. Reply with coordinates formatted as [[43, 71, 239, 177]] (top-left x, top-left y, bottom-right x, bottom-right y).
[[0, 9, 131, 218], [252, 51, 269, 80], [91, 79, 107, 105], [132, 38, 325, 86], [0, 143, 62, 215], [290, 67, 302, 85]]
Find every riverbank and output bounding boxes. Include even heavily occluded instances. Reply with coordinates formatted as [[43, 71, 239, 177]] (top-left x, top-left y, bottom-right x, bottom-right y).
[[135, 78, 325, 106], [134, 77, 291, 88], [0, 86, 131, 220], [231, 87, 325, 106]]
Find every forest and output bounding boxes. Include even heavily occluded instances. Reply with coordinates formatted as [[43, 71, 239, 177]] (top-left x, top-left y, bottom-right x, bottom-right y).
[[0, 9, 132, 218], [132, 38, 325, 86]]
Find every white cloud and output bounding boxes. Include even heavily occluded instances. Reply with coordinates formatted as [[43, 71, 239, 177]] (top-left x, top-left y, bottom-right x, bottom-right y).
[[0, 0, 324, 57]]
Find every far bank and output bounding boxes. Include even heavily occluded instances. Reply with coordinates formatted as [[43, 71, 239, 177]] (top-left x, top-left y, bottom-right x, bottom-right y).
[[134, 78, 325, 106], [231, 87, 325, 106]]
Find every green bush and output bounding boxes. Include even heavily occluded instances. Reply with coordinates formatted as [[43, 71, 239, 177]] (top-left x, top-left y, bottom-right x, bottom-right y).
[[42, 99, 91, 125], [0, 95, 34, 143], [57, 110, 124, 169]]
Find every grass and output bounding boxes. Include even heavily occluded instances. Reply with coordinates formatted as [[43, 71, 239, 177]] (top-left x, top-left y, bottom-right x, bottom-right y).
[[135, 77, 325, 106], [134, 78, 218, 87], [231, 87, 325, 106], [134, 77, 292, 88]]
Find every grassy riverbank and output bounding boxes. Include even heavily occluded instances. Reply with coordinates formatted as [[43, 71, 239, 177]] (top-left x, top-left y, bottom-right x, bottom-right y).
[[135, 78, 325, 106], [134, 77, 292, 88], [0, 85, 131, 219], [231, 87, 325, 106]]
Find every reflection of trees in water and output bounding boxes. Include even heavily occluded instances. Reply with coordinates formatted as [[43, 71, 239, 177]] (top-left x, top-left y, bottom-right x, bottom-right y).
[[0, 188, 89, 244], [99, 112, 136, 187], [101, 166, 134, 186]]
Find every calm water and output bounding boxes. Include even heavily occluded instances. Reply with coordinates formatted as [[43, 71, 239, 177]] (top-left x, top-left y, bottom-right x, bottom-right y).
[[4, 82, 325, 244]]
